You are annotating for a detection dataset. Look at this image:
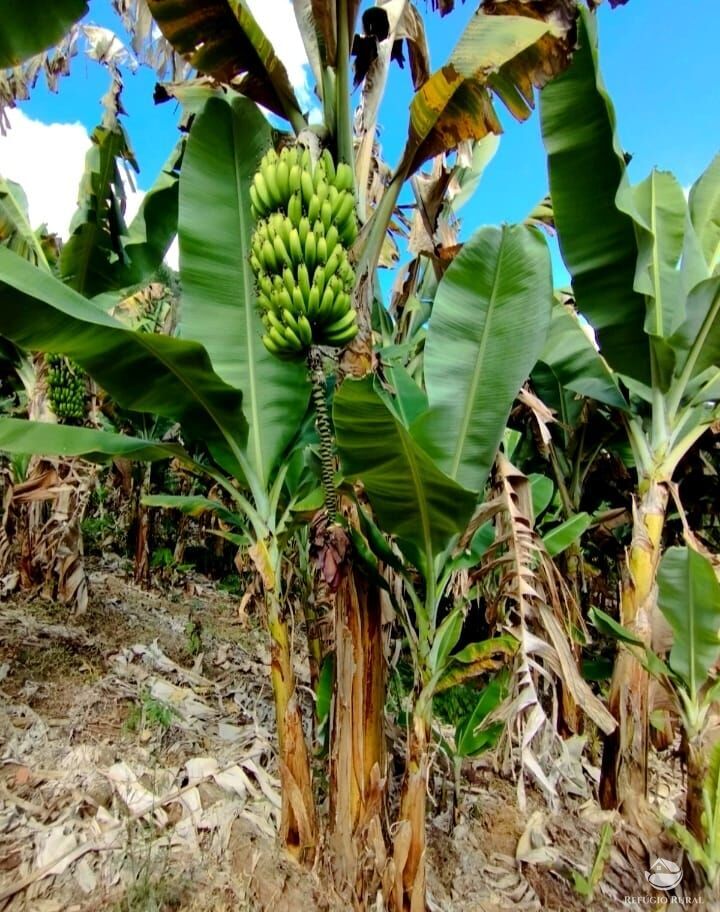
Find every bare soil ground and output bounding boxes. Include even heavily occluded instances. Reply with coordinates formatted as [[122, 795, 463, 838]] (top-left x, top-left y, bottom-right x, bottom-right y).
[[0, 561, 711, 911]]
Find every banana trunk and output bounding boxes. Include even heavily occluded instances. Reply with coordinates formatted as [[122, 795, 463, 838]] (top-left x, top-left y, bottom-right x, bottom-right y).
[[266, 591, 317, 862], [600, 479, 668, 822], [388, 708, 430, 912], [330, 564, 386, 897]]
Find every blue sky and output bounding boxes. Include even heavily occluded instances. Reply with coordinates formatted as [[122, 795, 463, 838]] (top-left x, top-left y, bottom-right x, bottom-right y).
[[2, 0, 718, 274]]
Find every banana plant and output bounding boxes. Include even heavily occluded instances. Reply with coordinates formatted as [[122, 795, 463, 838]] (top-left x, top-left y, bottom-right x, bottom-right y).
[[334, 222, 557, 909], [0, 93, 323, 859], [1, 2, 614, 908], [540, 8, 720, 823], [592, 545, 720, 887]]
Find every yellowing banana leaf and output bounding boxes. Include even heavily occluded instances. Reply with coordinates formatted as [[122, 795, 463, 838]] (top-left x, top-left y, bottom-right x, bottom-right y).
[[0, 0, 87, 67], [402, 4, 573, 173], [484, 0, 578, 120], [0, 247, 247, 473], [179, 96, 310, 487], [146, 0, 304, 128], [539, 9, 648, 384], [436, 635, 518, 693]]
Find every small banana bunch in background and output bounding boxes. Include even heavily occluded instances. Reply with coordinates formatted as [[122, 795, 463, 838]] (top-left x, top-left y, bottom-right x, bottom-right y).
[[249, 146, 359, 359], [46, 354, 86, 420]]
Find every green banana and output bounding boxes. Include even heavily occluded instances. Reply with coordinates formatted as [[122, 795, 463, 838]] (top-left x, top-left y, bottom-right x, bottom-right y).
[[292, 286, 306, 314], [321, 200, 333, 233], [323, 322, 358, 346], [307, 193, 320, 225], [296, 313, 313, 346], [301, 171, 315, 209], [273, 234, 292, 269], [307, 285, 320, 319], [282, 323, 304, 351], [334, 162, 353, 192], [289, 228, 303, 264], [253, 173, 273, 211], [263, 163, 281, 207], [321, 149, 336, 183], [261, 239, 277, 271], [333, 192, 355, 226], [251, 145, 360, 356], [276, 160, 290, 203], [283, 267, 296, 296], [289, 164, 302, 195], [297, 263, 311, 303], [304, 231, 317, 273], [317, 236, 328, 264]]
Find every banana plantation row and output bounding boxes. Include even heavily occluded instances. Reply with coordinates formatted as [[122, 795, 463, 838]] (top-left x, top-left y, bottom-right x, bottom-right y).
[[0, 1, 718, 909]]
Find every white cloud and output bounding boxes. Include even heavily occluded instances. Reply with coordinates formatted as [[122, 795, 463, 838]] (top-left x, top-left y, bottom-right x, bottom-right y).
[[247, 0, 312, 104], [0, 108, 91, 237], [0, 3, 311, 266]]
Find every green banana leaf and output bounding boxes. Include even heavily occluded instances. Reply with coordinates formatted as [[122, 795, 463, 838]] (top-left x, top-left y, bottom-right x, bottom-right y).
[[415, 225, 552, 494], [529, 474, 554, 521], [0, 248, 247, 472], [60, 128, 181, 298], [669, 276, 720, 387], [179, 96, 310, 487], [454, 670, 508, 758], [146, 0, 303, 128], [333, 376, 477, 578], [689, 152, 720, 273], [142, 494, 244, 529], [658, 546, 720, 700], [537, 300, 627, 410], [0, 418, 187, 464], [403, 13, 550, 173], [0, 0, 87, 67], [619, 170, 687, 339], [539, 9, 648, 384], [0, 176, 51, 269], [542, 512, 591, 557]]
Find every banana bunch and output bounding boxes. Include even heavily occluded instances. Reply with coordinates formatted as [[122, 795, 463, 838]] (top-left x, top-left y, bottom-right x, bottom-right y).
[[249, 146, 359, 359], [46, 354, 85, 420]]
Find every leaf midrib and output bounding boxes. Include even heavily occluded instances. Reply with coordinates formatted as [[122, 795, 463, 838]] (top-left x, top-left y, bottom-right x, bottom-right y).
[[398, 425, 434, 573], [450, 229, 506, 481], [231, 110, 264, 485]]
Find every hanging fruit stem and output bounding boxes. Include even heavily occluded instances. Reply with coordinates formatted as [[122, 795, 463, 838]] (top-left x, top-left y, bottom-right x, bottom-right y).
[[308, 349, 338, 516]]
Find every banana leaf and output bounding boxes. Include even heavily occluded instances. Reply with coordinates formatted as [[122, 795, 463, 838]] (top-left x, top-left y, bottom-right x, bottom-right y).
[[539, 9, 648, 384], [658, 546, 720, 700], [537, 300, 627, 410], [179, 96, 310, 487], [0, 0, 87, 66], [0, 176, 49, 268], [60, 127, 182, 298], [334, 376, 477, 578], [403, 13, 549, 173], [689, 152, 720, 273], [0, 418, 187, 464], [0, 248, 247, 473], [146, 0, 303, 128], [415, 225, 552, 494]]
